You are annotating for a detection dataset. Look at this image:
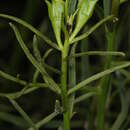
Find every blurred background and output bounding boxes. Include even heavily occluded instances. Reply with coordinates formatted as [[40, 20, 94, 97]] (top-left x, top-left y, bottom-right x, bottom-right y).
[[0, 0, 130, 130]]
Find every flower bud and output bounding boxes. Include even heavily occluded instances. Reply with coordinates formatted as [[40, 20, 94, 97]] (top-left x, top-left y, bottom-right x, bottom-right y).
[[70, 0, 98, 42], [45, 0, 64, 49]]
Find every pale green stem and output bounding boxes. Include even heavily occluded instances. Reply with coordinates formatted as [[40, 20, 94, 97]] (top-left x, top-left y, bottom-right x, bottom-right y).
[[61, 34, 70, 130], [65, 0, 69, 21]]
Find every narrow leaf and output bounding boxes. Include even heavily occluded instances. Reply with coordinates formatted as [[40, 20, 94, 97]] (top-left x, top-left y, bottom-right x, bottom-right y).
[[32, 70, 40, 83], [0, 112, 28, 127], [0, 83, 47, 99], [68, 62, 130, 95], [9, 99, 37, 130], [33, 35, 41, 62], [0, 14, 59, 50], [70, 15, 114, 44], [0, 70, 27, 86], [9, 23, 61, 94], [42, 49, 53, 62], [74, 92, 96, 104], [43, 63, 61, 75], [71, 51, 125, 58], [32, 49, 60, 84], [36, 111, 58, 129], [42, 49, 61, 74]]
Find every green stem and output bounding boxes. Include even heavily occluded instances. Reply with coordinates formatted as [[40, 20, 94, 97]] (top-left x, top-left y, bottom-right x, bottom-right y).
[[68, 43, 77, 118], [61, 35, 70, 130], [97, 31, 115, 130], [65, 0, 69, 21], [97, 26, 116, 130]]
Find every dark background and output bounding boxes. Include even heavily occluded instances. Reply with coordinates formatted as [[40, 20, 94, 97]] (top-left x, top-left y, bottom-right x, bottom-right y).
[[0, 0, 130, 130]]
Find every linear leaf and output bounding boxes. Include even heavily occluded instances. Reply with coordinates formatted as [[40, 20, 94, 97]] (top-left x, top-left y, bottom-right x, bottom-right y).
[[74, 92, 96, 104], [42, 49, 53, 62], [36, 112, 58, 128], [43, 63, 61, 75], [9, 23, 61, 94], [32, 49, 60, 83], [32, 70, 40, 83], [71, 51, 125, 57], [9, 99, 37, 130], [42, 49, 61, 74], [29, 111, 59, 130], [68, 62, 130, 95], [0, 83, 47, 99], [70, 15, 114, 44], [0, 13, 59, 50], [0, 112, 28, 127], [0, 70, 27, 86], [33, 35, 41, 62]]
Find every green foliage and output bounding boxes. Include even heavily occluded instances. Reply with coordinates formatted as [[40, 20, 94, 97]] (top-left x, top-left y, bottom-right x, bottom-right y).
[[45, 0, 64, 49], [0, 0, 129, 130], [69, 0, 98, 42]]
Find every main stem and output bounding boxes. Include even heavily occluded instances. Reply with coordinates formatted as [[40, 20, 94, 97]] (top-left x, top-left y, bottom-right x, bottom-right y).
[[61, 35, 70, 130]]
